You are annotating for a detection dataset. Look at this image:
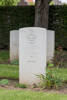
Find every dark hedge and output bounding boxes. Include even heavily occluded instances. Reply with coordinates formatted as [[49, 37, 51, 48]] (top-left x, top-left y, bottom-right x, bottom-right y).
[[0, 6, 67, 49], [48, 5, 67, 49], [0, 6, 35, 49]]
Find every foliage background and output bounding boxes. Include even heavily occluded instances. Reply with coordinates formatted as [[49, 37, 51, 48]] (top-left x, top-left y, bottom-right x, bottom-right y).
[[0, 6, 67, 49], [49, 5, 67, 49], [0, 0, 20, 6]]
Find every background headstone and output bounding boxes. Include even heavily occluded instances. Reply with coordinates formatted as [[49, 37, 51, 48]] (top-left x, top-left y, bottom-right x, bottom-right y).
[[10, 30, 19, 61], [47, 30, 55, 61], [10, 29, 55, 62], [19, 27, 47, 85]]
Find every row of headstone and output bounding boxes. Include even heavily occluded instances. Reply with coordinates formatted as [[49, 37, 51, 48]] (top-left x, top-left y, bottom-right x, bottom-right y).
[[10, 30, 19, 61], [10, 28, 55, 62], [10, 27, 55, 85]]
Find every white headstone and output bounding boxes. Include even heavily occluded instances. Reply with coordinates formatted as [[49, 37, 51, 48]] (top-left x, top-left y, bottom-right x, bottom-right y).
[[47, 30, 55, 61], [10, 30, 19, 61], [19, 27, 47, 85]]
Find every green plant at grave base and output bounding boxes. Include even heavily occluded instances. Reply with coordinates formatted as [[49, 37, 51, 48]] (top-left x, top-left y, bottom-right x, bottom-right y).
[[10, 60, 19, 65], [0, 79, 9, 85], [15, 83, 27, 88], [37, 68, 62, 89], [47, 62, 54, 68]]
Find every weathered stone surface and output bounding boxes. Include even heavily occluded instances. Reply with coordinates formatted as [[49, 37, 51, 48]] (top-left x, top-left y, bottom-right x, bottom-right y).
[[10, 30, 19, 61], [10, 29, 55, 63], [47, 30, 55, 61], [19, 27, 47, 85]]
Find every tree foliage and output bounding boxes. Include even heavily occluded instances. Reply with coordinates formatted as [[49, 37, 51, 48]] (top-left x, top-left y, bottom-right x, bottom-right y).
[[0, 0, 20, 6]]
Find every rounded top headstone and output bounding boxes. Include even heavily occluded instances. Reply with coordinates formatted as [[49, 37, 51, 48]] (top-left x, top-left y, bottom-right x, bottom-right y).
[[19, 27, 47, 31]]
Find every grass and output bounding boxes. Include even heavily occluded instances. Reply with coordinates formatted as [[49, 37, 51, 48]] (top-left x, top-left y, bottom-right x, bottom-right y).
[[0, 89, 67, 100], [15, 83, 27, 88], [49, 68, 67, 82], [0, 50, 67, 82], [0, 50, 9, 63], [0, 50, 67, 99], [0, 64, 19, 79], [0, 64, 67, 82]]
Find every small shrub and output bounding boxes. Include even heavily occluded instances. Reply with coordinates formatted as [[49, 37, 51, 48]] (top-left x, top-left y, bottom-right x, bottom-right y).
[[15, 83, 27, 88], [47, 62, 54, 68], [45, 69, 62, 89], [32, 83, 38, 88], [0, 79, 9, 85], [37, 68, 62, 89]]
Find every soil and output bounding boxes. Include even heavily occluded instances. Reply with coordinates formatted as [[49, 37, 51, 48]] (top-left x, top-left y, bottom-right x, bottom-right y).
[[0, 79, 67, 94]]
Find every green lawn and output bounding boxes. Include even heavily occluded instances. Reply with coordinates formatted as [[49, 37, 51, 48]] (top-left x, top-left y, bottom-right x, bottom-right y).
[[0, 50, 67, 82], [47, 68, 67, 82], [0, 64, 67, 82], [0, 89, 67, 100], [0, 64, 19, 79], [0, 50, 67, 99]]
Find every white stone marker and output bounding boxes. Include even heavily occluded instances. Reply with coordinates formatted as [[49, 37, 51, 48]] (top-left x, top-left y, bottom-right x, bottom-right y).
[[10, 29, 55, 62], [10, 30, 19, 61], [47, 30, 55, 61], [19, 27, 47, 85]]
